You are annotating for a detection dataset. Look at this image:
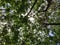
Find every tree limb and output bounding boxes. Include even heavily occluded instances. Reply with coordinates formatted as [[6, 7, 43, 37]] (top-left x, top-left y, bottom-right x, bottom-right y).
[[43, 23, 60, 25], [26, 0, 37, 16]]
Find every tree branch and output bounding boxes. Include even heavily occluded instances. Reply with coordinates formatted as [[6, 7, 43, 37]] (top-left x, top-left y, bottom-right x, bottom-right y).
[[26, 0, 37, 16], [43, 23, 60, 25]]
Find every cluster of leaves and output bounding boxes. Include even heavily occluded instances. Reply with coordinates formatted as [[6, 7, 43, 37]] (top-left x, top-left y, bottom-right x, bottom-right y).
[[0, 0, 60, 45]]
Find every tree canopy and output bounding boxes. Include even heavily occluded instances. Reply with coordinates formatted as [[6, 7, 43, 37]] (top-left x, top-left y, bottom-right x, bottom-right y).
[[0, 0, 60, 45]]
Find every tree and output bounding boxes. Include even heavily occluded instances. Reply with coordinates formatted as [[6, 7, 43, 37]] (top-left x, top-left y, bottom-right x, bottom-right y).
[[0, 0, 60, 45]]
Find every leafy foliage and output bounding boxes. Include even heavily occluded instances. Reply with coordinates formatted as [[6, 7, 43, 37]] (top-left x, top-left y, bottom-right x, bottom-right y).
[[0, 0, 60, 45]]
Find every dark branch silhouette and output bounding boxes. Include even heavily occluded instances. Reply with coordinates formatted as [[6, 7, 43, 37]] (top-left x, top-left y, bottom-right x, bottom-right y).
[[43, 0, 52, 12], [26, 0, 37, 16], [43, 23, 60, 25], [38, 0, 52, 12]]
